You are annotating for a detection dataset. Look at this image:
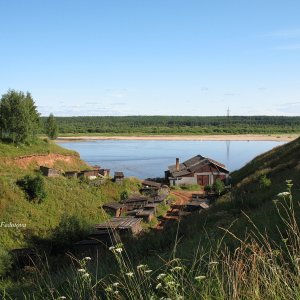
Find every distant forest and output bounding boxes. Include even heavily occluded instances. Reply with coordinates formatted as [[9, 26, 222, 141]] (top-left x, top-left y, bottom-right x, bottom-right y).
[[40, 116, 300, 135]]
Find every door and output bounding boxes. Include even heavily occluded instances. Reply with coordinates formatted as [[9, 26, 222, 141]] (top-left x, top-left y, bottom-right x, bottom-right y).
[[197, 175, 209, 186]]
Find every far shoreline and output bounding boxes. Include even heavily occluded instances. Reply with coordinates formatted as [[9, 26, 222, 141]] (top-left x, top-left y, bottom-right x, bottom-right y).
[[55, 134, 299, 142]]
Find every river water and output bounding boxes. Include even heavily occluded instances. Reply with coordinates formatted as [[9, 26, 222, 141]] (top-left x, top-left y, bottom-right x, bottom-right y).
[[57, 140, 285, 179]]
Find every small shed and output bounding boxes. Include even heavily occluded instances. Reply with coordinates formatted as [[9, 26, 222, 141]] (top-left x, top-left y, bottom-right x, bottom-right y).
[[102, 202, 125, 217], [64, 171, 79, 178], [40, 166, 60, 177], [122, 196, 148, 210], [114, 172, 124, 183], [186, 200, 210, 212], [136, 209, 155, 222], [78, 169, 99, 179], [95, 217, 143, 235], [99, 169, 110, 177]]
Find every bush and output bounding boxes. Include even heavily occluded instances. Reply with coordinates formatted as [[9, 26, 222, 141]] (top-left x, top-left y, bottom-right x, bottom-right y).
[[259, 174, 272, 189], [204, 185, 212, 192], [213, 179, 225, 195], [17, 175, 47, 203], [52, 215, 91, 251], [0, 246, 11, 277]]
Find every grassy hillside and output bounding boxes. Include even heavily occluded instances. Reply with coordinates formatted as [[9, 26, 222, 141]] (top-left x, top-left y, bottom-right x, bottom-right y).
[[0, 140, 141, 267]]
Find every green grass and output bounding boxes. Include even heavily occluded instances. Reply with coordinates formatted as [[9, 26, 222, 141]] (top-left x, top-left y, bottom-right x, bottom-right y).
[[0, 139, 76, 158]]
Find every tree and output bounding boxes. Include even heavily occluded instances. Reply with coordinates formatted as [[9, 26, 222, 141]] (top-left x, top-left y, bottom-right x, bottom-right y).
[[212, 179, 225, 196], [0, 90, 40, 143], [45, 113, 58, 139]]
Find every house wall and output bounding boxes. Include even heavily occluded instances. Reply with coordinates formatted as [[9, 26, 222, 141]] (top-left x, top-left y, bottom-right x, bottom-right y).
[[169, 172, 229, 186]]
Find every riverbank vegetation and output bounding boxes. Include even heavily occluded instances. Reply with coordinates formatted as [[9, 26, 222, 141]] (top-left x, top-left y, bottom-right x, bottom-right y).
[[40, 115, 300, 136]]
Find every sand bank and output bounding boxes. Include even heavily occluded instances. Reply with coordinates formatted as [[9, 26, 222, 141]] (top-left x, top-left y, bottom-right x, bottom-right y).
[[56, 134, 299, 142]]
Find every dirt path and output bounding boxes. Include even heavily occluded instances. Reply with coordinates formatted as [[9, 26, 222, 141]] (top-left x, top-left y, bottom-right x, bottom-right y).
[[156, 190, 203, 230]]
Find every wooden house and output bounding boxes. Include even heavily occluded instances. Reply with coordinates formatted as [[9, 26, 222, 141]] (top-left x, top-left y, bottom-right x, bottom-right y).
[[95, 217, 143, 235], [114, 172, 124, 183], [122, 196, 148, 210], [40, 166, 60, 177], [102, 202, 125, 217], [166, 155, 229, 186]]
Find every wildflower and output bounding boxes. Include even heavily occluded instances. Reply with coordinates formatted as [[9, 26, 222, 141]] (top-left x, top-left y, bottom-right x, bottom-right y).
[[277, 192, 290, 198], [105, 286, 113, 292], [115, 247, 123, 253], [113, 282, 120, 287], [156, 283, 162, 289], [137, 264, 146, 270], [78, 268, 86, 273], [109, 246, 115, 251], [209, 261, 219, 265], [170, 266, 182, 272], [157, 273, 166, 280], [82, 273, 90, 278], [126, 272, 134, 277], [84, 256, 91, 261], [282, 238, 288, 243], [195, 275, 206, 281], [58, 297, 67, 300], [145, 269, 152, 273], [114, 291, 119, 295]]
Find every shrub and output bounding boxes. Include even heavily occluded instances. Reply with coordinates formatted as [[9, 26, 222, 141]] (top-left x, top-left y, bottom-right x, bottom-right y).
[[259, 174, 272, 189], [120, 190, 129, 201], [204, 185, 212, 192], [0, 246, 11, 277], [213, 179, 225, 195], [17, 175, 47, 203]]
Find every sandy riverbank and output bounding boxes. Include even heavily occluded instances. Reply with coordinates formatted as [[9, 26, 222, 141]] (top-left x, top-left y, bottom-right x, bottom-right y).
[[56, 134, 299, 142]]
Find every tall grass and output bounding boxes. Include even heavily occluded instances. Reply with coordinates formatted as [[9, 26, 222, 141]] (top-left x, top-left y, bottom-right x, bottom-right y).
[[3, 180, 299, 299]]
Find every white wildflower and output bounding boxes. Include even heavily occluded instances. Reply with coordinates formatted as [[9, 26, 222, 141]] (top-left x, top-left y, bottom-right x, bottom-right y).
[[109, 246, 115, 251], [115, 247, 123, 253], [78, 268, 86, 273], [82, 273, 90, 278], [58, 297, 67, 300], [126, 272, 134, 277], [277, 192, 290, 198], [156, 283, 162, 289], [113, 282, 120, 287], [195, 275, 206, 281], [137, 264, 146, 270], [114, 291, 119, 295], [209, 261, 219, 265], [84, 256, 91, 261], [145, 269, 152, 273], [157, 273, 166, 280]]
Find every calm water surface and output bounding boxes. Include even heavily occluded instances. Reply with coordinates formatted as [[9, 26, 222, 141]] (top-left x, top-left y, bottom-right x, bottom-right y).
[[57, 140, 285, 179]]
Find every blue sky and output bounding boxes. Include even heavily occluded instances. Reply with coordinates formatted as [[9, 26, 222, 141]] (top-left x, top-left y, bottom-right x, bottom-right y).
[[0, 0, 300, 116]]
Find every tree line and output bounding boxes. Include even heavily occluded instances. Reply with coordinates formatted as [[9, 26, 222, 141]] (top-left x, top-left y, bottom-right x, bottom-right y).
[[41, 115, 300, 135]]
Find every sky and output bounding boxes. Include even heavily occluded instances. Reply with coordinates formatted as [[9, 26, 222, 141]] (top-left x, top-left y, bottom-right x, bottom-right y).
[[0, 0, 300, 117]]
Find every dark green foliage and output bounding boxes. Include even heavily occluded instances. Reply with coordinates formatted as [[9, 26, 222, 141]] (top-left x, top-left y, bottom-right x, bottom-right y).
[[213, 179, 225, 195], [51, 215, 91, 251], [259, 174, 272, 189], [45, 113, 58, 139], [0, 90, 40, 143], [17, 175, 47, 203], [0, 246, 11, 277], [120, 190, 129, 201], [204, 184, 212, 192], [40, 115, 300, 135]]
